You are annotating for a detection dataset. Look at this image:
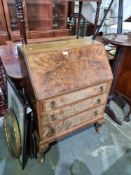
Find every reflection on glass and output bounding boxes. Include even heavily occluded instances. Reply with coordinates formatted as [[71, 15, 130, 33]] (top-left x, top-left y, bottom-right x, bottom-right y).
[[7, 0, 19, 31], [26, 0, 52, 30], [52, 0, 66, 29], [6, 0, 67, 31]]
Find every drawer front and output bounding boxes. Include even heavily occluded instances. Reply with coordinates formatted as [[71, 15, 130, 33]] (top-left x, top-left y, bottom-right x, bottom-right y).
[[45, 83, 107, 111], [41, 105, 104, 139], [43, 93, 107, 125]]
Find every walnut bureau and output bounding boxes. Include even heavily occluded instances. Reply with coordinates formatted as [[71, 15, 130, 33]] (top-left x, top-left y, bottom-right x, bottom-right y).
[[4, 38, 113, 168]]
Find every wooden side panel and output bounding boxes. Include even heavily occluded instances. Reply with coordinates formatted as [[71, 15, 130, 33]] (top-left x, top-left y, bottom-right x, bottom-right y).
[[115, 47, 131, 99], [17, 48, 36, 103]]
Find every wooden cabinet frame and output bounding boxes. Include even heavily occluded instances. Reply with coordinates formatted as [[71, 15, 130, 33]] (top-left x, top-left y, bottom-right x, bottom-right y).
[[2, 0, 69, 41], [0, 0, 9, 44]]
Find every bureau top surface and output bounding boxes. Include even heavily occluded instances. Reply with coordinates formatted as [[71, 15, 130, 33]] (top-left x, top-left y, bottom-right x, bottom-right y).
[[19, 38, 101, 54], [18, 38, 113, 100]]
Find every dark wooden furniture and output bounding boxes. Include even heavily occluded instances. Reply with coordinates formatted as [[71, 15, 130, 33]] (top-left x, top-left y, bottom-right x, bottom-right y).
[[2, 0, 69, 41], [103, 33, 131, 123], [103, 34, 131, 97]]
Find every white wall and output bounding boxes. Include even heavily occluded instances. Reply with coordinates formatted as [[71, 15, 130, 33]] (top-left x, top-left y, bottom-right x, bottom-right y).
[[82, 0, 131, 25]]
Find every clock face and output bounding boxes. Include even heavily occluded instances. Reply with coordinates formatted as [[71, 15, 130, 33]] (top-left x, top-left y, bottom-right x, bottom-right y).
[[4, 79, 27, 168]]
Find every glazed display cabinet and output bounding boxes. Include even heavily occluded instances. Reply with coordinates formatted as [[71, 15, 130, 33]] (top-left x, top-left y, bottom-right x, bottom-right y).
[[2, 0, 69, 41]]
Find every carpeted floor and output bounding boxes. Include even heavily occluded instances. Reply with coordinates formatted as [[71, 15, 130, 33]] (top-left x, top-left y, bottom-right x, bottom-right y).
[[1, 115, 131, 175]]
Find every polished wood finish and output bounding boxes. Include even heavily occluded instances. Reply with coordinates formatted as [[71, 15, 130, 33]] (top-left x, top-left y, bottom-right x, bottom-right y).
[[44, 82, 107, 110], [0, 0, 7, 32], [103, 34, 131, 124], [103, 34, 131, 47], [116, 47, 131, 99], [0, 36, 77, 80], [103, 34, 131, 99], [0, 0, 9, 45], [18, 38, 113, 155], [18, 38, 112, 100], [0, 42, 22, 79]]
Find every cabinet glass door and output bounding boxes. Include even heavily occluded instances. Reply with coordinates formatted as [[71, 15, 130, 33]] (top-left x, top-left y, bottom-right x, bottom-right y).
[[7, 0, 19, 31], [26, 0, 52, 31], [52, 0, 68, 29]]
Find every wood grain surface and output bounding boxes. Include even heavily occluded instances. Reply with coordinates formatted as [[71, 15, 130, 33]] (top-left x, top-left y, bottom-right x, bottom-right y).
[[42, 93, 107, 126], [44, 82, 107, 111], [0, 36, 76, 79], [0, 42, 23, 79], [18, 38, 113, 100], [18, 38, 113, 154], [39, 115, 104, 150], [41, 105, 104, 140]]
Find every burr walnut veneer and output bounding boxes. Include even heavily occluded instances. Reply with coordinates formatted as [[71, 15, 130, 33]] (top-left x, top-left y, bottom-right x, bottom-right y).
[[18, 38, 113, 157]]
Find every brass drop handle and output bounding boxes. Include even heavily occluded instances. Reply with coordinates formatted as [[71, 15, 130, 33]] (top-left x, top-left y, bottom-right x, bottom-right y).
[[100, 86, 104, 93], [50, 114, 56, 121], [49, 127, 55, 135], [94, 110, 98, 116], [97, 98, 101, 104], [50, 101, 56, 109]]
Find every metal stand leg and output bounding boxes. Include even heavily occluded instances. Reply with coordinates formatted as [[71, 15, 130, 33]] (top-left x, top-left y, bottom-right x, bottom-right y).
[[117, 0, 123, 34]]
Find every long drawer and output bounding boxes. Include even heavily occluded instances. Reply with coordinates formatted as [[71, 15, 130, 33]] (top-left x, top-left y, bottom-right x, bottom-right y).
[[42, 93, 107, 126], [44, 83, 107, 111], [41, 105, 104, 139]]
